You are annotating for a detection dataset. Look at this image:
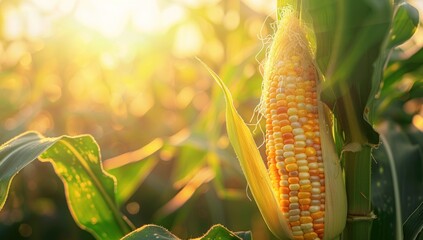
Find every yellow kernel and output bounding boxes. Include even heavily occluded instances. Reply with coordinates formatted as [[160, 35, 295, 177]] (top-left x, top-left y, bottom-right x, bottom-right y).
[[300, 216, 313, 224], [290, 221, 301, 226], [286, 163, 298, 171], [298, 192, 311, 199], [300, 184, 312, 191], [304, 232, 318, 240], [285, 157, 296, 164], [287, 108, 298, 116], [311, 211, 324, 219], [305, 131, 315, 139], [299, 199, 311, 205], [305, 147, 316, 156], [281, 125, 293, 134]]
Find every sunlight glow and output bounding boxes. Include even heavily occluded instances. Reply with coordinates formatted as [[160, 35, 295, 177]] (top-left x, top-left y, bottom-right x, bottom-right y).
[[73, 0, 186, 37], [30, 0, 187, 38]]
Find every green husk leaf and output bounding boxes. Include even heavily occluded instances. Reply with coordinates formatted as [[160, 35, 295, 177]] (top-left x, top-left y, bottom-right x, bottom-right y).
[[198, 58, 291, 239]]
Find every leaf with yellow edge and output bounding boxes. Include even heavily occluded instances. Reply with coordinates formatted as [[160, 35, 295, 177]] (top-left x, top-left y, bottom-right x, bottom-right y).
[[198, 58, 291, 240], [0, 131, 132, 240]]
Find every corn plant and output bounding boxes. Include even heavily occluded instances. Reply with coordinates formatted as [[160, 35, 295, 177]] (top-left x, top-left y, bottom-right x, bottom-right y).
[[202, 0, 422, 239]]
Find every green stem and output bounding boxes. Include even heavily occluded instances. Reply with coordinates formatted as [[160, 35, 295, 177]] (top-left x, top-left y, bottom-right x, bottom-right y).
[[343, 145, 375, 240]]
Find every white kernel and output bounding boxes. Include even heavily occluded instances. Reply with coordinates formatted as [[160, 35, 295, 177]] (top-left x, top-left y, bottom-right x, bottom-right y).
[[301, 223, 313, 230], [289, 116, 298, 122], [315, 217, 324, 223], [295, 141, 306, 147], [289, 216, 300, 222], [291, 226, 302, 232], [289, 209, 301, 216], [299, 179, 311, 185], [295, 153, 307, 160], [289, 203, 299, 209], [276, 93, 284, 100], [309, 206, 320, 213], [291, 122, 301, 128], [309, 162, 318, 169], [297, 160, 308, 166], [299, 172, 310, 179], [289, 184, 300, 191], [292, 230, 303, 236], [276, 162, 284, 169], [275, 150, 284, 155], [305, 104, 313, 112], [280, 180, 289, 186], [299, 166, 309, 172], [283, 144, 294, 151], [311, 188, 321, 194], [295, 134, 306, 141], [283, 151, 294, 158], [311, 182, 321, 188], [293, 128, 304, 135], [301, 211, 310, 216], [311, 200, 321, 205], [289, 197, 299, 203]]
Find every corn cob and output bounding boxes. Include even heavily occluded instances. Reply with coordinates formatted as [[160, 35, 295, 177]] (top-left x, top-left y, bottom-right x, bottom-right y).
[[260, 9, 347, 240]]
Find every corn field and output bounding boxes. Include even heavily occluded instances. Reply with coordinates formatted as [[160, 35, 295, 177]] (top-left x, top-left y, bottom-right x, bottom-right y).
[[0, 0, 422, 239]]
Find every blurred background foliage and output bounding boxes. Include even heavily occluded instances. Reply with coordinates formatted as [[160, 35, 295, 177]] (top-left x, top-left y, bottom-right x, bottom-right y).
[[0, 0, 277, 239], [0, 0, 423, 239]]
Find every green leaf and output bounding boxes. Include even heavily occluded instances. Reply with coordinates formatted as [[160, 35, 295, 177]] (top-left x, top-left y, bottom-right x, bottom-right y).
[[0, 131, 56, 210], [0, 131, 132, 240], [404, 201, 423, 240], [121, 224, 179, 240], [371, 122, 423, 239], [120, 224, 250, 240], [102, 138, 162, 206], [198, 58, 291, 239], [384, 48, 423, 90], [368, 3, 420, 123], [234, 231, 252, 240], [387, 2, 419, 49], [309, 0, 393, 145], [171, 144, 207, 188], [107, 156, 158, 206], [197, 224, 245, 240]]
